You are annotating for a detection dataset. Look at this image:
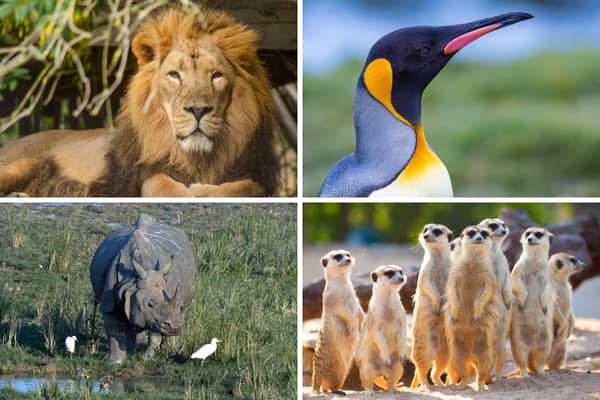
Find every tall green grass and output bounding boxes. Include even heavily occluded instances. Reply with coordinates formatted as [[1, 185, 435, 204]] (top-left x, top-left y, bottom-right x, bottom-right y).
[[0, 204, 296, 399], [304, 51, 600, 196]]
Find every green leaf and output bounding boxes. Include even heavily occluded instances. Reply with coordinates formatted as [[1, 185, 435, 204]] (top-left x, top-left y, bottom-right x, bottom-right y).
[[0, 4, 13, 20], [8, 79, 17, 91], [13, 2, 28, 25]]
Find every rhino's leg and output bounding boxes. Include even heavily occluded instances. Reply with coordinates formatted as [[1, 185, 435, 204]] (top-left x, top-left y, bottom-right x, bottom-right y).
[[125, 324, 137, 356], [103, 313, 128, 364], [144, 331, 163, 359]]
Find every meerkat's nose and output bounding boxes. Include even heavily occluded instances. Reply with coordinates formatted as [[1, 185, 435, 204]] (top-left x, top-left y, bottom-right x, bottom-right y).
[[527, 237, 534, 244]]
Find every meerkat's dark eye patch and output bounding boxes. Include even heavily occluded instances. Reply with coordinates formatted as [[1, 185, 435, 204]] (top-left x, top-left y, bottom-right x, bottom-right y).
[[467, 230, 476, 238], [450, 243, 456, 251], [333, 254, 344, 262], [384, 270, 396, 279], [534, 232, 544, 239], [556, 259, 563, 269], [422, 226, 428, 234], [480, 230, 489, 239], [489, 223, 498, 230], [569, 257, 577, 264], [432, 228, 442, 236]]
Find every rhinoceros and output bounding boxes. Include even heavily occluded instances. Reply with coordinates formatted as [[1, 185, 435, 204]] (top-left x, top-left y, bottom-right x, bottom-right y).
[[90, 213, 197, 363]]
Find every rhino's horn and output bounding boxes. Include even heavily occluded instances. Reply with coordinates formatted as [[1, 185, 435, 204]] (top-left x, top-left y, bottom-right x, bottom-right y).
[[163, 284, 181, 303], [132, 257, 148, 280], [160, 255, 174, 276]]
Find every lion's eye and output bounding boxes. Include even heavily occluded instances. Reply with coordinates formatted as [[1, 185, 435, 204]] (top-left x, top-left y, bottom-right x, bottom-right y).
[[167, 71, 181, 80], [212, 71, 223, 80]]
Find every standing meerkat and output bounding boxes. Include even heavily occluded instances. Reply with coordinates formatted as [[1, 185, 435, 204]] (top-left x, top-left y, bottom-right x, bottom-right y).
[[356, 265, 408, 395], [450, 237, 462, 265], [411, 224, 453, 389], [510, 227, 554, 377], [547, 253, 585, 370], [479, 218, 512, 378], [445, 226, 498, 391], [312, 250, 365, 394]]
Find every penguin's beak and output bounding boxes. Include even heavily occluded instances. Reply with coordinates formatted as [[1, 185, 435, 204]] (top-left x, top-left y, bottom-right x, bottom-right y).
[[443, 12, 533, 55]]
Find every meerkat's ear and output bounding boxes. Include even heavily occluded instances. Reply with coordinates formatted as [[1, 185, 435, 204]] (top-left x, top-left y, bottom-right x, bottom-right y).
[[447, 231, 454, 242], [321, 257, 328, 268], [548, 232, 554, 245], [370, 272, 378, 283], [555, 259, 563, 269]]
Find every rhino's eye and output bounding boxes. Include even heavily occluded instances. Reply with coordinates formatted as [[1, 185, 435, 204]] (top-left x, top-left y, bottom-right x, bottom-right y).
[[148, 299, 156, 308]]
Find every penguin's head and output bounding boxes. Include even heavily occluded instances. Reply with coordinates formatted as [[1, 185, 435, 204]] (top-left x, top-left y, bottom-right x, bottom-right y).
[[361, 12, 533, 127]]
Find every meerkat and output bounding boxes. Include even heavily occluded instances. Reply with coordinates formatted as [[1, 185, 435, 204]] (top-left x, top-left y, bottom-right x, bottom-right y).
[[510, 227, 554, 377], [312, 250, 365, 394], [410, 224, 453, 389], [547, 252, 585, 370], [356, 265, 408, 395], [450, 237, 462, 265], [445, 225, 498, 391], [479, 218, 512, 378]]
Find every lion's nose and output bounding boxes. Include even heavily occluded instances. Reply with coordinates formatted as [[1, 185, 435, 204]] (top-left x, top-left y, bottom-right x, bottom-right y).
[[184, 105, 213, 122]]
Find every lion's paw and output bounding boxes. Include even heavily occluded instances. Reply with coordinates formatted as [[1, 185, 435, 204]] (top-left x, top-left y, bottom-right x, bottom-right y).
[[188, 183, 222, 197]]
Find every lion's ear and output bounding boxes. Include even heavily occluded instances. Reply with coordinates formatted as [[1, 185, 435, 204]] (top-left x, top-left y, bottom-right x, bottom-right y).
[[132, 30, 157, 66]]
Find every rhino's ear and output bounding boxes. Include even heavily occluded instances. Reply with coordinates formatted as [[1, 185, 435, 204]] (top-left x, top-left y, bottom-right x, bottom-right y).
[[161, 255, 174, 276]]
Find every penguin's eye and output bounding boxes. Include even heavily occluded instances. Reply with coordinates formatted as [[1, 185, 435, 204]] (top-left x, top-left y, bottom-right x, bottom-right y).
[[489, 223, 498, 230], [534, 232, 544, 239], [416, 46, 431, 56], [432, 228, 442, 236]]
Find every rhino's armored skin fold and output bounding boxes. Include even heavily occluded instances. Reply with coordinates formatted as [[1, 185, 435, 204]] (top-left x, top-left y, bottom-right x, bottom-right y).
[[90, 213, 197, 364]]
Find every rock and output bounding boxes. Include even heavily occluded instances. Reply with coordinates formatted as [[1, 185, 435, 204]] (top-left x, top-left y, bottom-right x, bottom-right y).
[[303, 265, 419, 321], [500, 208, 600, 289]]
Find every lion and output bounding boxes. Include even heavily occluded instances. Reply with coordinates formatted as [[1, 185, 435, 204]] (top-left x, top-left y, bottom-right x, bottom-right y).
[[0, 8, 279, 197]]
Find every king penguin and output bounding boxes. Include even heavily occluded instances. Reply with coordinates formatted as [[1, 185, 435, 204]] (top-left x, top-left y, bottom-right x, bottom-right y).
[[319, 12, 533, 197]]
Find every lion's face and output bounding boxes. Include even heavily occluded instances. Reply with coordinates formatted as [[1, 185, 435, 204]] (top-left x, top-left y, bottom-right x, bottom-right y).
[[158, 39, 234, 154], [123, 9, 275, 188]]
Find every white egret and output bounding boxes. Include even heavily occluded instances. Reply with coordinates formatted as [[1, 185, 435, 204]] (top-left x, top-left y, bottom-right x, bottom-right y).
[[191, 338, 222, 366], [65, 336, 78, 355]]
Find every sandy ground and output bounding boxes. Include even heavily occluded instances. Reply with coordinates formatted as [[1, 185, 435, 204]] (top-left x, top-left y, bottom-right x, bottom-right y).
[[303, 318, 600, 399], [303, 245, 600, 399]]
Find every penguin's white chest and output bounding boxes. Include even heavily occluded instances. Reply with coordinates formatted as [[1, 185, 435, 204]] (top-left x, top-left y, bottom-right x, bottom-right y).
[[369, 160, 453, 198]]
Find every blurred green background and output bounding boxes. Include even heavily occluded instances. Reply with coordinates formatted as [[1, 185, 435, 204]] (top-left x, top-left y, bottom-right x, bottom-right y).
[[304, 53, 600, 196], [304, 202, 576, 243]]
